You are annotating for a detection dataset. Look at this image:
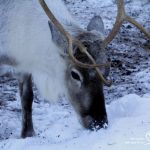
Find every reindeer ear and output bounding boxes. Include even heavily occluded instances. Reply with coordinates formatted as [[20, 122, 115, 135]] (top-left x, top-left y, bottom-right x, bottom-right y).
[[48, 21, 68, 52], [87, 16, 104, 35]]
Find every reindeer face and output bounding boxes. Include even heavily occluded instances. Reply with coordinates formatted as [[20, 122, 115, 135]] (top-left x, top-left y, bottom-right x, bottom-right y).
[[49, 15, 108, 130], [65, 31, 108, 130], [66, 64, 108, 130]]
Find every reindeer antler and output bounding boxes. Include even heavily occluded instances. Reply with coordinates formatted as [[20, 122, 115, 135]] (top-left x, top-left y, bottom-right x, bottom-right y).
[[103, 0, 150, 47], [39, 0, 112, 86]]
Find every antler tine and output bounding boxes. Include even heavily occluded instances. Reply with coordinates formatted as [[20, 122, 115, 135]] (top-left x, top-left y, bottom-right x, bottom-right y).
[[39, 0, 106, 69], [39, 0, 112, 86], [103, 0, 150, 47], [125, 15, 150, 40], [103, 0, 125, 46]]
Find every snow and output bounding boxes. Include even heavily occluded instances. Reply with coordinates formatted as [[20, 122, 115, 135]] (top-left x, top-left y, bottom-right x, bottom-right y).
[[0, 0, 150, 150], [0, 94, 150, 150]]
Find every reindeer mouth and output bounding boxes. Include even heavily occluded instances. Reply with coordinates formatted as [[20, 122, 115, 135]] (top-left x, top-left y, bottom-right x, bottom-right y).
[[81, 115, 108, 131]]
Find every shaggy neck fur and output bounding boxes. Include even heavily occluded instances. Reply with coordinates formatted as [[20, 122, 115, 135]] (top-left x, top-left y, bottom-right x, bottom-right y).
[[0, 0, 80, 101]]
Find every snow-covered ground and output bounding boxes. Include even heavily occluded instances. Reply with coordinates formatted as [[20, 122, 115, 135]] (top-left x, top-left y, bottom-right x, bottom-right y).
[[0, 0, 150, 150], [0, 94, 150, 150]]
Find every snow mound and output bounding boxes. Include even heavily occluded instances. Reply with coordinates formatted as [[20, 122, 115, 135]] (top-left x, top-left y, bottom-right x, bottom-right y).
[[0, 94, 150, 150]]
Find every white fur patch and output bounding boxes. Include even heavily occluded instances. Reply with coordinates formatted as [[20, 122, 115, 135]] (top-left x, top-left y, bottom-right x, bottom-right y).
[[0, 0, 78, 102]]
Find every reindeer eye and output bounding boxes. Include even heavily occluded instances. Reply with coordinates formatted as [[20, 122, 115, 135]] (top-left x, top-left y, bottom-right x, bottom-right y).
[[70, 68, 83, 85], [82, 42, 89, 48], [71, 71, 81, 81]]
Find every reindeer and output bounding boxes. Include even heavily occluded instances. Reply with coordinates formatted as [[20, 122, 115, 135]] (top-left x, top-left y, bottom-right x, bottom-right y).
[[0, 0, 149, 138]]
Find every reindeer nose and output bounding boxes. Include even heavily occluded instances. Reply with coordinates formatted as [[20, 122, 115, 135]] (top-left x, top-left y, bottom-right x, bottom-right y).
[[82, 115, 108, 130]]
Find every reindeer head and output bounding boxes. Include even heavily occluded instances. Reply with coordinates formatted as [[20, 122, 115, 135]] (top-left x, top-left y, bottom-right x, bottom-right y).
[[39, 0, 110, 130], [39, 0, 150, 130], [48, 15, 109, 129], [65, 16, 110, 129]]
